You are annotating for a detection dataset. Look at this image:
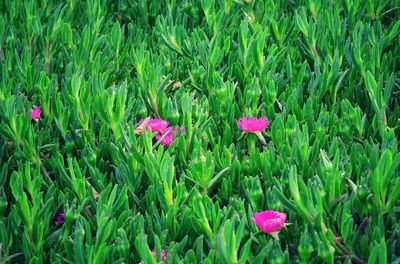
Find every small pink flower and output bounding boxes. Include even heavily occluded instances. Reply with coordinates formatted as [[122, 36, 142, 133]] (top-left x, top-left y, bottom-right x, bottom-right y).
[[30, 106, 42, 121], [156, 129, 174, 146], [170, 126, 186, 135], [237, 117, 268, 133], [138, 118, 169, 132], [155, 126, 185, 146], [54, 210, 65, 225], [151, 249, 167, 262], [253, 210, 286, 238]]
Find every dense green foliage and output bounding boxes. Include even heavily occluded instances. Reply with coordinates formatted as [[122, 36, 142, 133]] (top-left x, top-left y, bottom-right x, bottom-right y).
[[1, 0, 400, 263]]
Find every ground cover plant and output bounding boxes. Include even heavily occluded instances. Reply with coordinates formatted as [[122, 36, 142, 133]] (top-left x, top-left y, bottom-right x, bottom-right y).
[[0, 0, 400, 263]]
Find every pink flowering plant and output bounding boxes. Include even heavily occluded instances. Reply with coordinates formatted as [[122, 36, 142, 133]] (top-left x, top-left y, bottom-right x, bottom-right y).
[[54, 210, 65, 226], [1, 2, 399, 264], [136, 118, 185, 147], [253, 210, 287, 240], [138, 118, 169, 133], [237, 117, 269, 133], [30, 106, 42, 121], [151, 249, 166, 262], [237, 117, 269, 153]]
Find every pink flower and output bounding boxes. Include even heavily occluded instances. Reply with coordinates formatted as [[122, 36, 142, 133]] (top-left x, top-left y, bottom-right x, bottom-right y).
[[170, 126, 186, 135], [237, 117, 268, 133], [253, 210, 286, 239], [155, 126, 185, 146], [30, 106, 42, 121], [151, 249, 167, 262], [156, 130, 174, 146], [54, 210, 65, 225], [138, 118, 169, 132]]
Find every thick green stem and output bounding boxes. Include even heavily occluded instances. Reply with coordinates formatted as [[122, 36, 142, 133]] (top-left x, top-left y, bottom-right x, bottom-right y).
[[247, 133, 256, 154]]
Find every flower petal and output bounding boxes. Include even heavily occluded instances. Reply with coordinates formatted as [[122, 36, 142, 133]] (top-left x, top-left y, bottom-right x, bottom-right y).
[[237, 117, 268, 133], [253, 210, 286, 234]]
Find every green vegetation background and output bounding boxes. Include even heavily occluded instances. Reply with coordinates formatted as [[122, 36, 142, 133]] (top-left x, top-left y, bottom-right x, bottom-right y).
[[0, 0, 400, 263]]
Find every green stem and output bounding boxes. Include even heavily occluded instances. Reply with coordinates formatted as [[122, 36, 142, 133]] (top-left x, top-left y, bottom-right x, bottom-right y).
[[247, 133, 256, 154]]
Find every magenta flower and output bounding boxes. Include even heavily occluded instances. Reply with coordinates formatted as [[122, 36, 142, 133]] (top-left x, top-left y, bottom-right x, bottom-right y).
[[138, 118, 169, 132], [237, 117, 268, 133], [151, 249, 167, 262], [54, 210, 65, 225], [30, 106, 42, 121], [170, 126, 186, 135], [156, 130, 174, 146], [155, 126, 185, 146], [253, 210, 286, 239]]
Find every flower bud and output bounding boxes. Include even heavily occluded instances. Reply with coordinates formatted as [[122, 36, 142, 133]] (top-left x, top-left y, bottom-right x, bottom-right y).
[[0, 197, 7, 216], [298, 230, 313, 262], [269, 241, 287, 264], [317, 243, 334, 264], [215, 86, 229, 101], [136, 101, 148, 119], [169, 110, 180, 124], [338, 121, 352, 141], [249, 177, 264, 209]]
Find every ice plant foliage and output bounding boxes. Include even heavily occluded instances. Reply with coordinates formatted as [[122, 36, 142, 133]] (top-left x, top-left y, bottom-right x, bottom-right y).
[[1, 1, 400, 263], [253, 210, 287, 240], [237, 117, 268, 133], [30, 106, 42, 121]]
